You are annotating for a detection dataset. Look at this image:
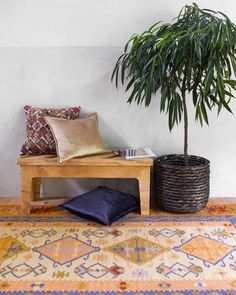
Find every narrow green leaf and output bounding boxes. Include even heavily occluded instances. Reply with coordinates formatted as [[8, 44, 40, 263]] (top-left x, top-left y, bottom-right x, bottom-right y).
[[209, 94, 219, 105], [160, 85, 167, 112], [125, 77, 135, 92], [221, 99, 233, 113], [168, 100, 174, 130], [216, 70, 225, 101], [224, 89, 235, 98], [204, 67, 213, 97], [176, 93, 183, 122], [217, 101, 222, 114], [196, 105, 203, 126], [145, 82, 152, 106], [111, 63, 118, 83], [121, 62, 126, 85], [150, 56, 157, 80], [195, 37, 202, 61], [200, 101, 209, 125], [193, 90, 198, 106], [224, 79, 236, 90], [115, 66, 120, 88], [230, 55, 236, 76], [173, 96, 178, 124]]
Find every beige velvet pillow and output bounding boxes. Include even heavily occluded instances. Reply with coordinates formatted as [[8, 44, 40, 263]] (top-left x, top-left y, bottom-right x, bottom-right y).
[[45, 113, 109, 163]]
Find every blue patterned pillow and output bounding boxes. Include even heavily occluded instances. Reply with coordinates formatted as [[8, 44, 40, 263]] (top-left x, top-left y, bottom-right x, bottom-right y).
[[61, 186, 139, 225]]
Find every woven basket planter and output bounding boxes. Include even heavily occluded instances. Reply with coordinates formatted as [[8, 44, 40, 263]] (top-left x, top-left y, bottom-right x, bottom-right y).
[[154, 154, 210, 213]]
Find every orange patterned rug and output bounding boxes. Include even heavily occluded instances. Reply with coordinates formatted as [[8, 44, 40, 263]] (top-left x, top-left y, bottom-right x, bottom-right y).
[[0, 200, 236, 294]]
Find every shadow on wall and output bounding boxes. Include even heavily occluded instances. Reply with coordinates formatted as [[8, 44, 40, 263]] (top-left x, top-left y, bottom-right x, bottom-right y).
[[79, 108, 129, 149]]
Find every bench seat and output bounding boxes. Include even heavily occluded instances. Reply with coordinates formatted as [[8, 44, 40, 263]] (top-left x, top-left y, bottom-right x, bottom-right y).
[[17, 153, 153, 215]]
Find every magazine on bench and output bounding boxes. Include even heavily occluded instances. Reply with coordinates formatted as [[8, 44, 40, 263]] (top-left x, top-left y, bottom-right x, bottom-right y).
[[113, 148, 156, 160]]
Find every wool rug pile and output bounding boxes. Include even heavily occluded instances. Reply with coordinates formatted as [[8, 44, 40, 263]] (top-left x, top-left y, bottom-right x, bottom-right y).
[[0, 201, 236, 294]]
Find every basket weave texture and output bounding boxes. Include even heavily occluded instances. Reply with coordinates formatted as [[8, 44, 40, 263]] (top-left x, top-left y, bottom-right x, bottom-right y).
[[154, 154, 210, 213]]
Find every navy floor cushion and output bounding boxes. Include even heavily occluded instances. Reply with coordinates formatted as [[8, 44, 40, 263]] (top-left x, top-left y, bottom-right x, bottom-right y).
[[61, 186, 139, 225]]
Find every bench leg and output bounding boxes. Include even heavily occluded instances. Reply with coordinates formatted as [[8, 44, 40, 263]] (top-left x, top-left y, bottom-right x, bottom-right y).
[[32, 177, 41, 201], [21, 175, 32, 215], [138, 168, 151, 215]]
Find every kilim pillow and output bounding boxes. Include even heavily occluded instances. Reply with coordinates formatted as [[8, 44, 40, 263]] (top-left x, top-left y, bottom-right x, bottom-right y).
[[20, 105, 81, 155]]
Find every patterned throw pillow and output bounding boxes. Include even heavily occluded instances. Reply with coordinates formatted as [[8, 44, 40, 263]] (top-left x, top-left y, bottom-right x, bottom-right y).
[[20, 105, 81, 155]]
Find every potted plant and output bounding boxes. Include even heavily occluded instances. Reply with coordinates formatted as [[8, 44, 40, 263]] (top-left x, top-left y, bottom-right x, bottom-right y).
[[112, 3, 236, 213]]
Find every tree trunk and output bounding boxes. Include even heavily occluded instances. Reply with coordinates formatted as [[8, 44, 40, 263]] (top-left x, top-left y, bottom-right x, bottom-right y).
[[182, 92, 188, 165]]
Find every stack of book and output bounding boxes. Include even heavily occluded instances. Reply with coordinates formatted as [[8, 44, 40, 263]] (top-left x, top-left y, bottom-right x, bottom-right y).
[[113, 148, 156, 160]]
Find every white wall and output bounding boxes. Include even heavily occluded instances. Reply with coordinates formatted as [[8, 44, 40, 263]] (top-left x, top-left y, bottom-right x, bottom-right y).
[[0, 0, 235, 198]]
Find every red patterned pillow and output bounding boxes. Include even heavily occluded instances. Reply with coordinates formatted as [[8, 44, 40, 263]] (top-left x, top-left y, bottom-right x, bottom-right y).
[[21, 105, 81, 155]]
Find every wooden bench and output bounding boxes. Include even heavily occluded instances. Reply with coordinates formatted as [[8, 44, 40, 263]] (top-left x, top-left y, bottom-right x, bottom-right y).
[[17, 153, 153, 215]]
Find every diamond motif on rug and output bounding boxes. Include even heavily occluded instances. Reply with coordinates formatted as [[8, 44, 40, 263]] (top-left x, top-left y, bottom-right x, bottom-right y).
[[170, 262, 192, 277], [106, 235, 166, 265], [0, 236, 30, 264], [74, 262, 124, 279], [90, 229, 110, 238], [21, 229, 56, 238], [0, 263, 47, 278], [178, 235, 234, 264], [34, 236, 99, 265]]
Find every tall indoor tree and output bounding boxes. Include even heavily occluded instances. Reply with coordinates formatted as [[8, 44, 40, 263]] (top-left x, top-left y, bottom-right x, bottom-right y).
[[112, 3, 236, 166]]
